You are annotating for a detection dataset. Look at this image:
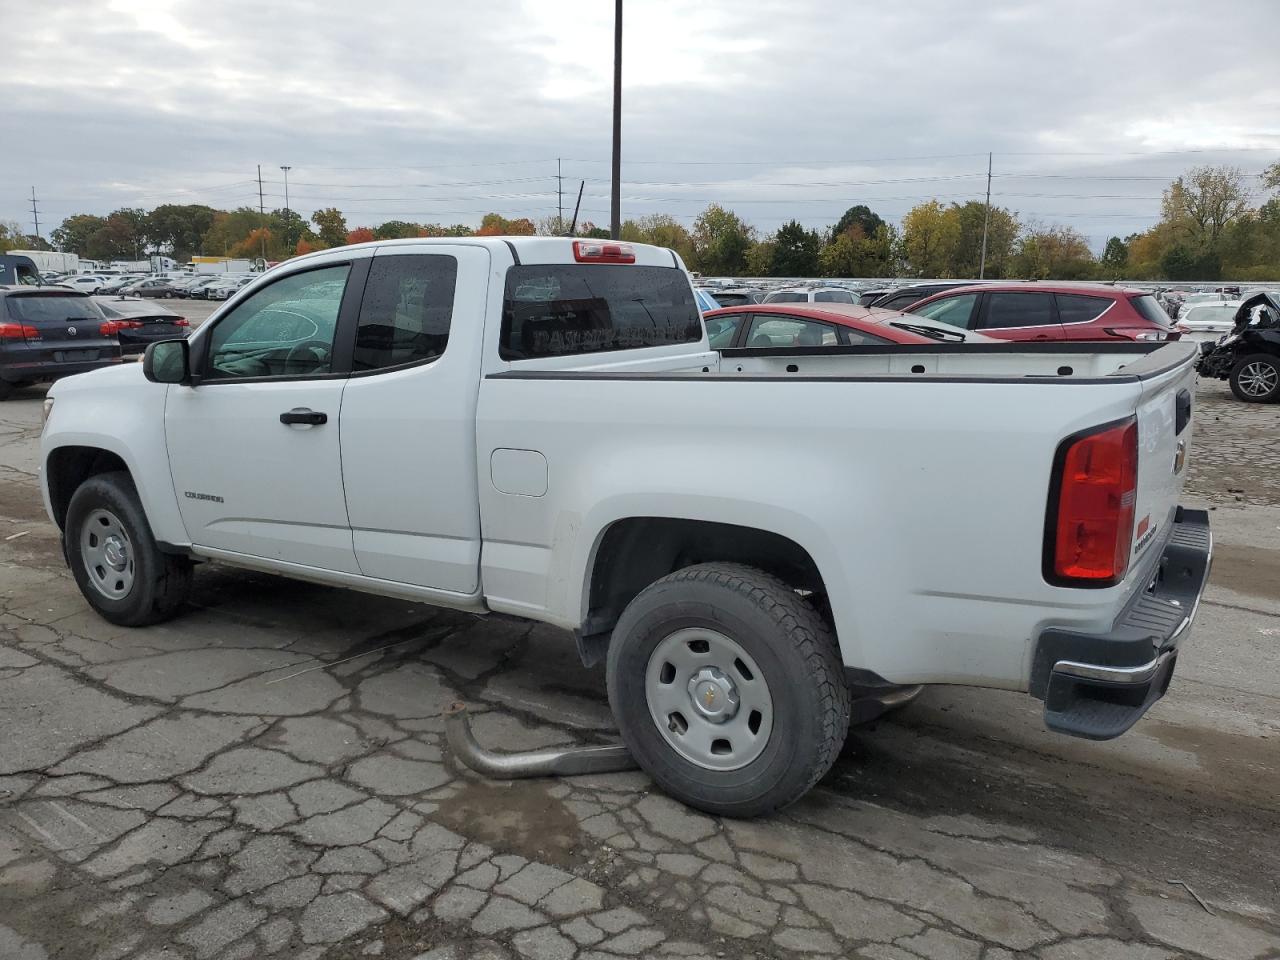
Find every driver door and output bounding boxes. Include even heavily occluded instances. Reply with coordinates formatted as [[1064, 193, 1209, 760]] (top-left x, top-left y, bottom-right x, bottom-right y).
[[165, 257, 369, 573]]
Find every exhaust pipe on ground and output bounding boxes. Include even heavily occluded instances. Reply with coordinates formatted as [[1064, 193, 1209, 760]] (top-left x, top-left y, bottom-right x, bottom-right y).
[[444, 701, 639, 779]]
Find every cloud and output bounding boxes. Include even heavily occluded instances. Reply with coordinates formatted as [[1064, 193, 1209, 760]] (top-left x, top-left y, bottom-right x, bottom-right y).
[[4, 0, 1277, 247]]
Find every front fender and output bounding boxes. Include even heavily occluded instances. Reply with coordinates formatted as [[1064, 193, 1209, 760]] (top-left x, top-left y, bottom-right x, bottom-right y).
[[41, 366, 188, 546]]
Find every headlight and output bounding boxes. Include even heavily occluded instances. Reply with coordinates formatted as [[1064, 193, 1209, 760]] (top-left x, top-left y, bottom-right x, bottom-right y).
[[41, 397, 55, 429]]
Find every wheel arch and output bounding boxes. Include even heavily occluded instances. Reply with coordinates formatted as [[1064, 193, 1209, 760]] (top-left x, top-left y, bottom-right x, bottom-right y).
[[577, 515, 844, 666]]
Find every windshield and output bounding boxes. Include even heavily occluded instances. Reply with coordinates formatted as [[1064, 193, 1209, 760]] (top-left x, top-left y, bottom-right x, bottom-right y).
[[6, 295, 104, 323]]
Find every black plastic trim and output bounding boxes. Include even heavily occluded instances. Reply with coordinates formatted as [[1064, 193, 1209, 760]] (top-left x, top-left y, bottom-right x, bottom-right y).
[[1041, 416, 1137, 589], [1031, 507, 1211, 699], [503, 240, 521, 265]]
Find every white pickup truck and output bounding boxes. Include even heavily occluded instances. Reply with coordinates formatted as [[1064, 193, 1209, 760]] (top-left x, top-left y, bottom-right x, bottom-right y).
[[39, 237, 1211, 816]]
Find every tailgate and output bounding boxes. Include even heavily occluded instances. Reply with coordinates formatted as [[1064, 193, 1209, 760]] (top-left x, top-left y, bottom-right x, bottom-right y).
[[1129, 344, 1198, 574]]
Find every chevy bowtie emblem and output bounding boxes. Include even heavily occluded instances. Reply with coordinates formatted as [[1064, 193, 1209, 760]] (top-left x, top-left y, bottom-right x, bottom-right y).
[[704, 689, 716, 705]]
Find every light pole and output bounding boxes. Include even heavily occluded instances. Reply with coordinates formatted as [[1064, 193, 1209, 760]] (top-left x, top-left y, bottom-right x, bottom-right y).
[[610, 0, 622, 240]]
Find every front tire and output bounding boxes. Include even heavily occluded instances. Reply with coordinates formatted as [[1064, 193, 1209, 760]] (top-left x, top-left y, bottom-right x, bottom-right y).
[[606, 563, 850, 817], [1229, 354, 1280, 403], [66, 471, 192, 626]]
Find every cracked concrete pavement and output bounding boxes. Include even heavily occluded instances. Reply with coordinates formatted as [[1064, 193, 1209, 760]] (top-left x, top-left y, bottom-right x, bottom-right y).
[[1, 378, 1279, 960]]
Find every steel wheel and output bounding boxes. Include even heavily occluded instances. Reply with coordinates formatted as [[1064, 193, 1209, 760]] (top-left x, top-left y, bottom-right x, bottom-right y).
[[1238, 361, 1278, 398], [80, 508, 135, 600], [645, 627, 773, 771]]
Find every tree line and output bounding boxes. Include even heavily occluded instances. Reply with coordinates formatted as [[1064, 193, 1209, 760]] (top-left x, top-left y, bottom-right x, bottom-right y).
[[6, 162, 1277, 280]]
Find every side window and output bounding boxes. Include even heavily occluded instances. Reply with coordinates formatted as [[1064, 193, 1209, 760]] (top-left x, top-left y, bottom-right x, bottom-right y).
[[204, 264, 350, 381], [842, 328, 890, 345], [746, 315, 838, 348], [1056, 294, 1113, 324], [705, 314, 745, 348], [881, 292, 925, 311], [814, 290, 854, 303], [353, 255, 457, 372], [912, 293, 978, 329], [982, 292, 1056, 329]]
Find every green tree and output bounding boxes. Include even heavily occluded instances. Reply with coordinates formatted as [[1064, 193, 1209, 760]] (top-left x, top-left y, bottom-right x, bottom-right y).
[[745, 240, 776, 276], [1, 220, 50, 251], [770, 220, 822, 277], [819, 223, 898, 278], [691, 204, 755, 276], [1101, 236, 1129, 272], [145, 204, 217, 261], [1159, 245, 1197, 280], [945, 202, 1018, 278], [269, 208, 311, 253], [374, 220, 421, 240], [831, 205, 885, 242], [50, 214, 107, 255], [311, 207, 349, 248]]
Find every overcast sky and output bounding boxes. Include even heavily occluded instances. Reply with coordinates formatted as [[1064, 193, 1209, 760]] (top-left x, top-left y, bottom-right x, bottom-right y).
[[5, 0, 1279, 249]]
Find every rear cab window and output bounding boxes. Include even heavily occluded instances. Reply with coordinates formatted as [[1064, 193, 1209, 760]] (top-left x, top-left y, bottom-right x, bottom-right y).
[[499, 264, 701, 360]]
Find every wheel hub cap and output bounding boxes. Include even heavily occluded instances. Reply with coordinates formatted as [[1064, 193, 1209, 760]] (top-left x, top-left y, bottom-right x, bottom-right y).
[[644, 627, 774, 771], [80, 508, 135, 600], [687, 667, 739, 722]]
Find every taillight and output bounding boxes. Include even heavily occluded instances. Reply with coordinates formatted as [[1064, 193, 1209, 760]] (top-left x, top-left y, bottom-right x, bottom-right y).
[[0, 323, 39, 339], [1045, 418, 1138, 587], [1105, 327, 1166, 341], [573, 240, 636, 263], [173, 318, 190, 327]]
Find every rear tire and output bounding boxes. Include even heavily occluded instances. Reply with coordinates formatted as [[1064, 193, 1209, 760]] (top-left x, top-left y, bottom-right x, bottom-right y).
[[66, 471, 192, 626], [1229, 354, 1280, 403], [606, 562, 850, 817]]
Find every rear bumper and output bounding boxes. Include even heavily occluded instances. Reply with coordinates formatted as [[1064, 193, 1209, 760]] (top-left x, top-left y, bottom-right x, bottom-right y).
[[1030, 507, 1211, 740], [1, 358, 122, 384]]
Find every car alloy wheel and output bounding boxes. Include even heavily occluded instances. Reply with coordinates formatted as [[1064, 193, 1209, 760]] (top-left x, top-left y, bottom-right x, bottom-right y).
[[1238, 360, 1279, 398]]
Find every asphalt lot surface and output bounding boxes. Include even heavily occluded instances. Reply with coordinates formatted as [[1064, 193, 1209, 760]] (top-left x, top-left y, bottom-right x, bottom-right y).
[[1, 373, 1278, 960]]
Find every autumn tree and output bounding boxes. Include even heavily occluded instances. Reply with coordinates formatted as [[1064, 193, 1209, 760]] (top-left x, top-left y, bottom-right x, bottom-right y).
[[346, 227, 376, 245], [691, 205, 755, 276], [620, 214, 695, 263], [1161, 165, 1250, 250], [311, 208, 349, 248], [203, 208, 270, 257], [819, 223, 898, 277], [475, 213, 537, 236], [900, 201, 958, 277], [1009, 224, 1095, 280]]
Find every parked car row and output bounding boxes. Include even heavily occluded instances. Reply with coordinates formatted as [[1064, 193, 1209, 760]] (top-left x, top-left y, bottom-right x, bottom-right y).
[[0, 287, 194, 398]]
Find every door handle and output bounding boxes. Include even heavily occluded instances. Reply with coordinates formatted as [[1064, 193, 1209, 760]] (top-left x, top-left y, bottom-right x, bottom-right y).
[[280, 408, 327, 425]]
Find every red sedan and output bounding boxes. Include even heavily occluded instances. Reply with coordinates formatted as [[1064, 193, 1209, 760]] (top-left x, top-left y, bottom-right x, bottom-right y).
[[904, 283, 1180, 342], [703, 303, 995, 348]]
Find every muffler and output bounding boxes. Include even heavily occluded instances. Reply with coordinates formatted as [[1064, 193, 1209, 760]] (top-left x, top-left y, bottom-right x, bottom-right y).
[[444, 701, 638, 779]]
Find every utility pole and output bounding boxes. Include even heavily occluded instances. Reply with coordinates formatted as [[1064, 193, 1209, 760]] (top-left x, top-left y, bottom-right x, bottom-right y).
[[280, 165, 292, 217], [30, 187, 41, 243], [978, 151, 992, 279], [610, 0, 622, 240], [257, 164, 267, 262], [557, 159, 564, 230]]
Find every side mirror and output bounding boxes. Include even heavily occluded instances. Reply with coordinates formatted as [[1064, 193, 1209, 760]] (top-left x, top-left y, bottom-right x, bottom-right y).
[[143, 339, 191, 385]]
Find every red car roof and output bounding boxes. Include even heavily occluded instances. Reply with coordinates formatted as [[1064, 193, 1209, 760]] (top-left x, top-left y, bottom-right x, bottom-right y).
[[703, 303, 940, 344]]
